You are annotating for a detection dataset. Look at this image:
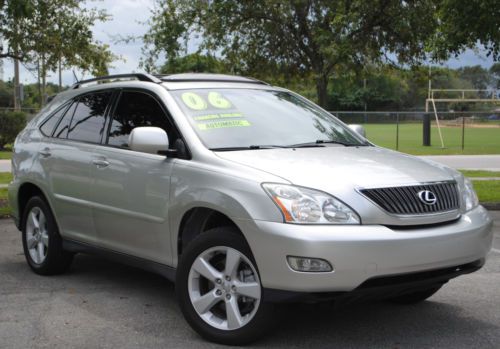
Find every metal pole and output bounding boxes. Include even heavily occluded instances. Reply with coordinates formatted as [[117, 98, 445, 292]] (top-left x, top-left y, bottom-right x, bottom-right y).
[[423, 113, 431, 146], [396, 113, 399, 150], [461, 114, 465, 151], [363, 78, 367, 123], [431, 99, 445, 148]]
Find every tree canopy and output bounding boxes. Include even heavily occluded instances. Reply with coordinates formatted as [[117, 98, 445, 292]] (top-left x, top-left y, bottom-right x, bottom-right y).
[[0, 0, 116, 97], [143, 0, 500, 107]]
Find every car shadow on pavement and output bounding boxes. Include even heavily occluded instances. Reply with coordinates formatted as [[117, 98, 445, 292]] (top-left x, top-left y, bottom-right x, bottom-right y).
[[39, 253, 496, 348]]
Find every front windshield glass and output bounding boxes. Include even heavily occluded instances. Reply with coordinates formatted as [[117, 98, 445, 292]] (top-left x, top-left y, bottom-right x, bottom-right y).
[[171, 88, 367, 150]]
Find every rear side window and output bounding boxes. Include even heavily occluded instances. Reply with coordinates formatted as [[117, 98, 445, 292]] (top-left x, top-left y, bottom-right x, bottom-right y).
[[107, 91, 173, 148], [40, 104, 69, 137], [67, 92, 112, 144], [53, 102, 77, 139]]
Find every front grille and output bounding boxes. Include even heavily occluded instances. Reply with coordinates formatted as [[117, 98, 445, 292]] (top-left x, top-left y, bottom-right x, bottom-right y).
[[360, 182, 460, 215]]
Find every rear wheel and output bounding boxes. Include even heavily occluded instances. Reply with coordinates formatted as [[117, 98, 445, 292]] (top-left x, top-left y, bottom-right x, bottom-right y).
[[388, 285, 442, 304], [176, 228, 276, 345], [22, 196, 73, 275]]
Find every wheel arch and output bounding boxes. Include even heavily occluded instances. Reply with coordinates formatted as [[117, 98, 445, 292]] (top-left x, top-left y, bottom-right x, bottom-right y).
[[177, 206, 247, 258], [17, 182, 52, 231]]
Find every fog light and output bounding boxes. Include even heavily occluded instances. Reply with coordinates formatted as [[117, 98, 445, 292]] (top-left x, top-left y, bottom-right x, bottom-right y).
[[287, 256, 333, 272]]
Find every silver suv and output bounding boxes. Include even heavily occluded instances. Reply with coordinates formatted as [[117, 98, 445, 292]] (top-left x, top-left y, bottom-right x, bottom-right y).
[[8, 73, 493, 345]]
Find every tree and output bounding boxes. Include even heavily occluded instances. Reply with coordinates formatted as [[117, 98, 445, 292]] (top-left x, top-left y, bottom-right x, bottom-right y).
[[0, 0, 117, 105], [143, 0, 500, 107], [160, 53, 225, 74], [431, 0, 500, 62], [490, 63, 500, 89], [0, 110, 26, 149], [144, 0, 440, 107]]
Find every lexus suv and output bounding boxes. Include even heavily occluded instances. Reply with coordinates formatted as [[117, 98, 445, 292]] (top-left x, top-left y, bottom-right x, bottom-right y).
[[8, 73, 493, 345]]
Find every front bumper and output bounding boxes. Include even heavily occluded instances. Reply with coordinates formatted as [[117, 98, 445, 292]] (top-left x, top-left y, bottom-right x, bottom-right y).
[[238, 205, 492, 293]]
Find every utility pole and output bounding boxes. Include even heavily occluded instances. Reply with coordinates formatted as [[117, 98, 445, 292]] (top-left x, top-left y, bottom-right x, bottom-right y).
[[363, 78, 367, 123]]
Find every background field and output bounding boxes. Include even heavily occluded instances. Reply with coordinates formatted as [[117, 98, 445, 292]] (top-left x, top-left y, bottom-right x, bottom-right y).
[[363, 123, 500, 155]]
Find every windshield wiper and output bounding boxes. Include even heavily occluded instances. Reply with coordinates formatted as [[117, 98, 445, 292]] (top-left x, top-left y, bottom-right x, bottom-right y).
[[287, 139, 361, 148], [315, 139, 362, 146], [209, 145, 287, 152]]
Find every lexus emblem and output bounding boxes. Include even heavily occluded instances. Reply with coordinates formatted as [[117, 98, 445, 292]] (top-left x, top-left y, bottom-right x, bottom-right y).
[[417, 190, 437, 205]]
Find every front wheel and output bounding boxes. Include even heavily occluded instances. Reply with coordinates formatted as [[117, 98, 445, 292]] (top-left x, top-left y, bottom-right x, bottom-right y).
[[176, 228, 276, 345]]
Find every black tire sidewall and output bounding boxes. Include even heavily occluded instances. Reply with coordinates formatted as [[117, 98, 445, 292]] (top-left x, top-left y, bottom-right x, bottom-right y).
[[176, 228, 275, 345], [21, 196, 71, 275]]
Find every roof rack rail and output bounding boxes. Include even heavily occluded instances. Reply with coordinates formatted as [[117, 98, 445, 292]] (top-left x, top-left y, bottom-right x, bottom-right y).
[[71, 73, 162, 89], [155, 73, 270, 85]]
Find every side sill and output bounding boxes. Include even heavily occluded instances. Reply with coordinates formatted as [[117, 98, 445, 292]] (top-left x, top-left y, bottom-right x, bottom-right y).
[[62, 239, 176, 282]]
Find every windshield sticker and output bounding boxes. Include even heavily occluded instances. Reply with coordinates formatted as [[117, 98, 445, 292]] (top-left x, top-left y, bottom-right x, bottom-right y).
[[193, 112, 244, 121], [197, 120, 251, 130], [207, 91, 232, 109], [181, 92, 208, 110]]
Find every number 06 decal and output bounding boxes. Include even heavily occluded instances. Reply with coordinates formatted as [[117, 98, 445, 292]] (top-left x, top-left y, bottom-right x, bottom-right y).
[[207, 91, 232, 109], [181, 92, 208, 110], [181, 91, 233, 110]]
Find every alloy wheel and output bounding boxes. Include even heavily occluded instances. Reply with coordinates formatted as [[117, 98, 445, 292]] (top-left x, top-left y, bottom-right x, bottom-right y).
[[25, 207, 49, 264], [187, 246, 261, 331]]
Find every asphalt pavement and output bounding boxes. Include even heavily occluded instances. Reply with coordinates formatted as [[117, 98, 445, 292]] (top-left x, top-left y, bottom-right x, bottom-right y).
[[0, 213, 499, 348]]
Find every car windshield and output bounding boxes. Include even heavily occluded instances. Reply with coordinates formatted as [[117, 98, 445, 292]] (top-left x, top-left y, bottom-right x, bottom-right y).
[[171, 88, 368, 150]]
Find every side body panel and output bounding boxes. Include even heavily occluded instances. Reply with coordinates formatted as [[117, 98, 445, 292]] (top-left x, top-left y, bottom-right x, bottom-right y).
[[90, 146, 174, 264], [40, 138, 97, 243]]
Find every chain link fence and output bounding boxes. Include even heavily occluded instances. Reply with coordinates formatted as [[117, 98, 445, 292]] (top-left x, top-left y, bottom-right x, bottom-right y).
[[0, 106, 498, 155], [331, 111, 500, 155]]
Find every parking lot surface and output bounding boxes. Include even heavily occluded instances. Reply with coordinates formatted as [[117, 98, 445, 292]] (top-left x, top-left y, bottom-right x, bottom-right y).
[[1, 212, 499, 349]]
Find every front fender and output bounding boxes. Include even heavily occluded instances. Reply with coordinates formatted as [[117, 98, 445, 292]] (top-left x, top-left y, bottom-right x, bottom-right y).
[[169, 161, 284, 265]]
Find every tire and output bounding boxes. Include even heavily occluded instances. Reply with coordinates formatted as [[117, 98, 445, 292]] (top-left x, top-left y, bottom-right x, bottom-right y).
[[176, 227, 276, 345], [388, 285, 442, 304], [21, 196, 73, 275]]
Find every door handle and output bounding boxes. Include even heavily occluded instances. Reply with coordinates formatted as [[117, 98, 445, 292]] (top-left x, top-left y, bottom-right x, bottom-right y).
[[92, 159, 110, 168], [39, 147, 51, 158]]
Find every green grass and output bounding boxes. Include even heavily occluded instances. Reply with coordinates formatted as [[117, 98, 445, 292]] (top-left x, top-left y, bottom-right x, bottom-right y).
[[460, 170, 500, 178], [472, 181, 500, 203], [0, 151, 12, 160], [364, 123, 500, 155], [0, 172, 12, 184], [0, 188, 10, 216]]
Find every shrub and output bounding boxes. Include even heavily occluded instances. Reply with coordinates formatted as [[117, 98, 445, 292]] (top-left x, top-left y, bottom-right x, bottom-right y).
[[0, 111, 27, 150]]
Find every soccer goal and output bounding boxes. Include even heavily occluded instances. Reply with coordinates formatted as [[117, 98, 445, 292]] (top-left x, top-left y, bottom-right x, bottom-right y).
[[425, 89, 500, 148]]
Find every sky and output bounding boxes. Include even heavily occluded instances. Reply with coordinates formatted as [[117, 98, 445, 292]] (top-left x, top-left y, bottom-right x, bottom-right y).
[[0, 0, 497, 86]]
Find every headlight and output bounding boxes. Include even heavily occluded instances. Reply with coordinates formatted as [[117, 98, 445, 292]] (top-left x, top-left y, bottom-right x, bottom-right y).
[[462, 178, 479, 212], [262, 183, 360, 224]]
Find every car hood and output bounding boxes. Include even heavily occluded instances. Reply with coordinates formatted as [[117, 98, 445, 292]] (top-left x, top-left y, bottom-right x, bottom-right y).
[[214, 146, 457, 190], [214, 146, 462, 226]]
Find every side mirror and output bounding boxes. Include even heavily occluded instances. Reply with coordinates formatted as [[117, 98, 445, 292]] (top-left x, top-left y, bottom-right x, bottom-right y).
[[348, 124, 366, 138], [129, 127, 169, 155]]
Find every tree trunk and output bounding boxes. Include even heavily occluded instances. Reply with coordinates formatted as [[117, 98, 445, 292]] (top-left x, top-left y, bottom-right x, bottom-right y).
[[37, 60, 42, 108], [316, 74, 328, 108], [58, 57, 62, 92], [13, 57, 21, 111], [41, 55, 46, 106]]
